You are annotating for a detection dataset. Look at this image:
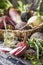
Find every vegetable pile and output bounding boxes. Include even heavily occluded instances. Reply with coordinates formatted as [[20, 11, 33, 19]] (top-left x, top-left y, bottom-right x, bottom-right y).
[[0, 0, 43, 65], [23, 38, 43, 65]]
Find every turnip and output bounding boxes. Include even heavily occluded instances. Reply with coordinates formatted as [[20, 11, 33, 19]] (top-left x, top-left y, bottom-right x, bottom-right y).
[[20, 0, 43, 29], [9, 8, 27, 29], [9, 8, 22, 24], [27, 16, 42, 26], [27, 0, 43, 27]]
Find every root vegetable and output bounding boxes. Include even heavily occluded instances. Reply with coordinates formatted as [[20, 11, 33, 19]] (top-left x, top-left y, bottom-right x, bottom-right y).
[[9, 8, 26, 29], [0, 17, 4, 28], [17, 41, 30, 49], [9, 8, 21, 24], [9, 46, 26, 57], [15, 46, 26, 57], [9, 47, 22, 55], [0, 15, 15, 29], [27, 16, 42, 26]]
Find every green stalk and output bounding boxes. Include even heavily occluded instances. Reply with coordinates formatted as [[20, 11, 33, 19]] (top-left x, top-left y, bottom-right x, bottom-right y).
[[0, 0, 13, 10], [34, 42, 39, 59], [5, 0, 13, 9], [6, 0, 13, 7], [28, 39, 39, 59], [31, 59, 42, 65], [37, 0, 42, 17], [34, 39, 43, 50]]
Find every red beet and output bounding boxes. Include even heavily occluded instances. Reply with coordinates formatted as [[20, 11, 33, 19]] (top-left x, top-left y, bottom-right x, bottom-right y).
[[0, 17, 4, 28], [4, 15, 15, 27], [9, 46, 26, 57], [15, 46, 26, 57], [9, 47, 22, 55], [17, 41, 30, 49], [0, 15, 15, 29]]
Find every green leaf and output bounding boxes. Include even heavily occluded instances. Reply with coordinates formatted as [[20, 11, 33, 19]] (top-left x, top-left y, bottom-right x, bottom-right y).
[[31, 59, 42, 65], [18, 1, 23, 8], [0, 0, 13, 9], [37, 0, 43, 16]]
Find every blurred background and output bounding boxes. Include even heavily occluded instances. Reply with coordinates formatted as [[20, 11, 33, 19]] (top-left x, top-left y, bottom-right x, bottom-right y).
[[10, 0, 43, 11]]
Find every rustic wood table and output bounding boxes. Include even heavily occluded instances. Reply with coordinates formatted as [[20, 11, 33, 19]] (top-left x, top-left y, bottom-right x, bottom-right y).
[[0, 41, 43, 65]]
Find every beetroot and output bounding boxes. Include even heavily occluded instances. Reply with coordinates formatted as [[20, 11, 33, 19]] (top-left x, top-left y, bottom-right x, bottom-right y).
[[0, 17, 4, 28], [3, 15, 15, 26], [9, 47, 22, 55], [17, 41, 30, 49], [0, 15, 15, 29], [15, 46, 26, 57], [9, 46, 26, 57]]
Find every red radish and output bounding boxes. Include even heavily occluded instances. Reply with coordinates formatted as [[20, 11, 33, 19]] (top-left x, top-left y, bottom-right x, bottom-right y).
[[0, 47, 12, 52], [9, 47, 22, 55]]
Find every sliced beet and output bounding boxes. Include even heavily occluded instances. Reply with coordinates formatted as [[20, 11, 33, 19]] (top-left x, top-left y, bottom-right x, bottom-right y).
[[15, 46, 26, 57]]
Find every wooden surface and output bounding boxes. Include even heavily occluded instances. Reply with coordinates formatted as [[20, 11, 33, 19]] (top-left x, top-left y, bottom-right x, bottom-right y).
[[0, 42, 43, 65], [0, 42, 32, 65]]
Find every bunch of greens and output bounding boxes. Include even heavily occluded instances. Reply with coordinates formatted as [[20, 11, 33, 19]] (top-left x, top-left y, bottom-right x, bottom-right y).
[[0, 0, 13, 14], [0, 9, 4, 14], [0, 0, 13, 9], [27, 38, 43, 65], [31, 59, 42, 65], [28, 38, 43, 59]]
